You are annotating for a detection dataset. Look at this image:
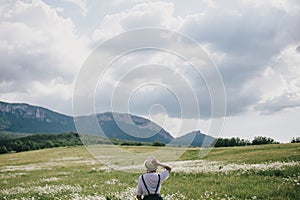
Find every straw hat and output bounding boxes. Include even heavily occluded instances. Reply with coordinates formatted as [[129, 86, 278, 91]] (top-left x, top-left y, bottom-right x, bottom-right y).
[[144, 156, 158, 171]]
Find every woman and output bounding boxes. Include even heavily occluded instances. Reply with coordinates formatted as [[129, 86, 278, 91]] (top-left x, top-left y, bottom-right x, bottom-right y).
[[136, 156, 172, 200]]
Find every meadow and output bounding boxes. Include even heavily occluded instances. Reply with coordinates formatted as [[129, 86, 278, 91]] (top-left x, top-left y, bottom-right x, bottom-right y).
[[0, 143, 299, 199]]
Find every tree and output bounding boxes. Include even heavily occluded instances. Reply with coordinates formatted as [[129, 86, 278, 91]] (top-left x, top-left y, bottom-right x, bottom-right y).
[[151, 141, 165, 146], [291, 137, 300, 143], [252, 136, 278, 145], [229, 137, 237, 146], [0, 145, 8, 154]]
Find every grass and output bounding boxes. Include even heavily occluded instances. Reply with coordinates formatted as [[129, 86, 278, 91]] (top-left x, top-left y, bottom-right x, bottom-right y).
[[181, 143, 300, 163], [165, 167, 300, 199], [0, 143, 299, 199], [0, 146, 92, 167]]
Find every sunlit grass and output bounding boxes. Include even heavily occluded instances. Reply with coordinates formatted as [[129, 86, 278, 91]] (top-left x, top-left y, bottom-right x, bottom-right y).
[[0, 143, 299, 199], [191, 143, 300, 163], [0, 146, 93, 167]]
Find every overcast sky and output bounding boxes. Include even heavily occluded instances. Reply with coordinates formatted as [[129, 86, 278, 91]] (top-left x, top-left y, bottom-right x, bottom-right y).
[[0, 0, 299, 142]]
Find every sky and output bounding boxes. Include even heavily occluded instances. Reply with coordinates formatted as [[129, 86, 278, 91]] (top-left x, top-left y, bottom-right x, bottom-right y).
[[0, 0, 300, 143]]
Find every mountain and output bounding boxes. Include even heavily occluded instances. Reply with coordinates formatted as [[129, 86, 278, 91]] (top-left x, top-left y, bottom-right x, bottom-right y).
[[172, 130, 216, 147], [0, 101, 76, 134], [0, 101, 215, 146], [75, 112, 173, 144], [0, 101, 173, 143]]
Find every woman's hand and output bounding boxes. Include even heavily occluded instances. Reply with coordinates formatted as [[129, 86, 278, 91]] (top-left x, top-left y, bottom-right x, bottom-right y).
[[152, 159, 172, 172], [164, 165, 172, 172]]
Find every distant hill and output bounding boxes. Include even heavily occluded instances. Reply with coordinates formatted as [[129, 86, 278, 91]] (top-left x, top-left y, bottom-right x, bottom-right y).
[[76, 112, 173, 144], [0, 101, 216, 146], [172, 130, 216, 147], [0, 101, 76, 133], [0, 101, 173, 143]]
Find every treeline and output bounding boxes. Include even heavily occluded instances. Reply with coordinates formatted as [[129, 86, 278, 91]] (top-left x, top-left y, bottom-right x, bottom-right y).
[[215, 136, 279, 147], [0, 132, 82, 154], [291, 137, 300, 143], [0, 132, 166, 154], [79, 134, 164, 146], [0, 132, 297, 154]]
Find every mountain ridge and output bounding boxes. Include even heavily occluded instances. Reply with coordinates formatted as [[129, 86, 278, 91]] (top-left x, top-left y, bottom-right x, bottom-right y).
[[0, 101, 215, 146], [0, 101, 76, 133], [0, 101, 174, 143], [173, 130, 215, 147]]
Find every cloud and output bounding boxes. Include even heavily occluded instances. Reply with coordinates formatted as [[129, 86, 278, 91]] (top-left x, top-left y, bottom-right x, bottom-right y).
[[92, 1, 181, 42], [255, 45, 300, 114], [1, 0, 299, 121], [256, 94, 300, 114], [111, 0, 154, 5], [60, 0, 88, 16], [81, 29, 222, 119], [178, 0, 300, 116], [180, 1, 286, 54], [92, 49, 204, 117], [0, 0, 298, 142], [296, 45, 300, 53], [87, 0, 300, 119], [0, 0, 90, 114]]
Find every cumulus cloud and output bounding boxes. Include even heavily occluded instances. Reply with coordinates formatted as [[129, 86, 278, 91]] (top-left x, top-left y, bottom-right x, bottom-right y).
[[60, 0, 88, 16], [85, 45, 209, 117], [181, 1, 286, 54], [1, 0, 299, 122], [0, 0, 89, 114], [89, 0, 300, 118], [0, 0, 299, 141], [178, 0, 300, 116], [255, 45, 300, 114], [92, 1, 181, 42]]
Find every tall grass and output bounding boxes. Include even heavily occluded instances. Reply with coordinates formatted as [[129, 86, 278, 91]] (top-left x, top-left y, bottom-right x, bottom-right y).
[[181, 143, 300, 163], [0, 143, 299, 199]]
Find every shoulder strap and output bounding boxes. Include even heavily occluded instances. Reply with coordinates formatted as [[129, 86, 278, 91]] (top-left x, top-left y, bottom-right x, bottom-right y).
[[155, 174, 160, 194], [141, 175, 150, 195]]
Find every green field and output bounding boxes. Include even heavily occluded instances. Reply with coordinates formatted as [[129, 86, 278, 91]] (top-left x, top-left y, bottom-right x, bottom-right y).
[[0, 143, 299, 199]]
